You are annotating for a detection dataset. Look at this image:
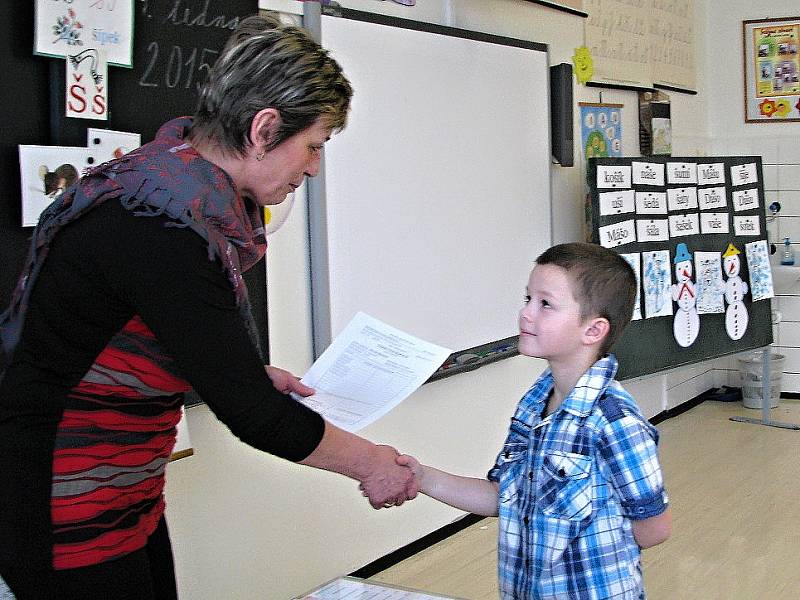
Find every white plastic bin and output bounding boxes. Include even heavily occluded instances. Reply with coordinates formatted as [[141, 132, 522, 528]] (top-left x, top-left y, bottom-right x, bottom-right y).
[[737, 351, 785, 409]]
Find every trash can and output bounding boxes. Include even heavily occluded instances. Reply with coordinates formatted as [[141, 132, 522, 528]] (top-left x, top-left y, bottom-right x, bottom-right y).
[[737, 351, 785, 409]]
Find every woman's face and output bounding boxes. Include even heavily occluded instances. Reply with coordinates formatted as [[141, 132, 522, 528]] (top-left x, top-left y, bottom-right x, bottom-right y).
[[237, 118, 332, 207]]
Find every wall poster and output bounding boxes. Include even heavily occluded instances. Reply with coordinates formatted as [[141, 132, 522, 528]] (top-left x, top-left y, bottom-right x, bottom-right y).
[[580, 102, 623, 160], [743, 16, 800, 122]]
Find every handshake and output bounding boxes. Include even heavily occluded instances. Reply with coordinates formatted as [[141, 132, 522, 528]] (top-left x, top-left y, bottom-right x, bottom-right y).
[[357, 444, 423, 510]]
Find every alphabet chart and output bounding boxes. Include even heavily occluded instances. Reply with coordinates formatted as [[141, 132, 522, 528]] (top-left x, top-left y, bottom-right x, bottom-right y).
[[587, 156, 774, 380]]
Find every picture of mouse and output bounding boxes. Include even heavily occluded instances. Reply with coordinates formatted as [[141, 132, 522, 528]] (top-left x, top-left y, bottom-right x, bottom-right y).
[[38, 163, 79, 198]]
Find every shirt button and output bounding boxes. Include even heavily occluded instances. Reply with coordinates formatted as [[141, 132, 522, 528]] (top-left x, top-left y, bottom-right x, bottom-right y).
[[523, 516, 529, 525], [528, 471, 533, 480], [637, 507, 645, 514], [504, 451, 510, 459]]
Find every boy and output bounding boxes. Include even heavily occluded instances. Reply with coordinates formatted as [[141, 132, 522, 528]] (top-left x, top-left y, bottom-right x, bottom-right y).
[[398, 242, 671, 599]]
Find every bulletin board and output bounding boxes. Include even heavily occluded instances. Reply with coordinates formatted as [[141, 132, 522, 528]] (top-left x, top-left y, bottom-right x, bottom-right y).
[[308, 8, 552, 364], [587, 156, 773, 381]]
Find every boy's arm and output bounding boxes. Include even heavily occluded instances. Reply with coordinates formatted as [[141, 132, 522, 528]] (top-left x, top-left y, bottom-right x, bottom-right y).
[[632, 506, 672, 548], [396, 455, 499, 516]]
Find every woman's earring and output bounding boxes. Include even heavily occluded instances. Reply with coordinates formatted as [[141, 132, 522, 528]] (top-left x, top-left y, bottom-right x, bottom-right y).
[[256, 150, 266, 161]]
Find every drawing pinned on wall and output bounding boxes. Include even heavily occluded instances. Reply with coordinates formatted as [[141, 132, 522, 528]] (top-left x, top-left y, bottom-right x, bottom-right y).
[[18, 145, 97, 227], [723, 243, 750, 340], [643, 249, 673, 319], [580, 103, 622, 161], [671, 243, 700, 347], [620, 252, 642, 320], [745, 239, 775, 301], [694, 251, 725, 315], [66, 48, 108, 121], [34, 0, 134, 67], [86, 128, 141, 163]]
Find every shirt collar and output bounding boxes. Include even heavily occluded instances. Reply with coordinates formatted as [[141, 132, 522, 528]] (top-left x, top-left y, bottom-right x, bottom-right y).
[[559, 354, 619, 417]]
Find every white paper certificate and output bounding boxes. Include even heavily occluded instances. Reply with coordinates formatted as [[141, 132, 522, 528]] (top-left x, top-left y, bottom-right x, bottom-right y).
[[292, 313, 452, 432], [295, 576, 461, 599]]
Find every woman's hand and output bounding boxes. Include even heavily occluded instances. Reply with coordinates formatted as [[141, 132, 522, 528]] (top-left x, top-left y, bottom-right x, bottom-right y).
[[264, 365, 314, 397]]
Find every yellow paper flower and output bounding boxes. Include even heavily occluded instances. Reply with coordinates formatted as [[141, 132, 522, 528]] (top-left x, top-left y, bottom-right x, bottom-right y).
[[775, 100, 791, 117], [572, 46, 593, 85]]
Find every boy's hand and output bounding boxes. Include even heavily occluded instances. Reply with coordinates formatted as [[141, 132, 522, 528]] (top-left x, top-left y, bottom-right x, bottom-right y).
[[396, 454, 425, 490], [357, 450, 421, 508]]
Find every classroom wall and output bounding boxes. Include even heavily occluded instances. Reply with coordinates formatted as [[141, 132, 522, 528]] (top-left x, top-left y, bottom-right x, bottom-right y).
[[163, 1, 780, 598], [698, 0, 800, 388]]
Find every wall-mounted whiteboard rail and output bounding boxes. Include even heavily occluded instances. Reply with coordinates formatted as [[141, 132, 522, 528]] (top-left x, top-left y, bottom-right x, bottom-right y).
[[308, 8, 552, 365]]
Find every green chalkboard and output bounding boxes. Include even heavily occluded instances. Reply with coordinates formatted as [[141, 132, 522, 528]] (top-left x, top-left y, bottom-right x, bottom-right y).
[[588, 156, 773, 380]]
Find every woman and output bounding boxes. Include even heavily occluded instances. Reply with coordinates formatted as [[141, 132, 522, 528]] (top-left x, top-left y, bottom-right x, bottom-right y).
[[0, 15, 416, 599]]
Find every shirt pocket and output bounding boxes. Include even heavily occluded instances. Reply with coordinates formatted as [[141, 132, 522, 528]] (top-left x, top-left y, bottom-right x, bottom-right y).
[[496, 419, 530, 504], [538, 450, 593, 521]]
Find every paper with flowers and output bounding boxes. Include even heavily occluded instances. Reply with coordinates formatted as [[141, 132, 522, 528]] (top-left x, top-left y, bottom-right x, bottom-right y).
[[35, 0, 134, 67]]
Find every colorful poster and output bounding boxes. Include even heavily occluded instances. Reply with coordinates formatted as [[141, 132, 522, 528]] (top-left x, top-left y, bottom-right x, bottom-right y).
[[580, 103, 622, 161], [753, 23, 800, 97], [744, 17, 800, 122]]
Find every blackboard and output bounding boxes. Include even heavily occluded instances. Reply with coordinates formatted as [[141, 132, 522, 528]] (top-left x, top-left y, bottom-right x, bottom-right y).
[[307, 8, 552, 366], [587, 156, 773, 380], [1, 1, 271, 359]]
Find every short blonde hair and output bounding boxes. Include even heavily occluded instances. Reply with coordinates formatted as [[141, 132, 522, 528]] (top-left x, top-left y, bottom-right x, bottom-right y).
[[191, 14, 353, 156]]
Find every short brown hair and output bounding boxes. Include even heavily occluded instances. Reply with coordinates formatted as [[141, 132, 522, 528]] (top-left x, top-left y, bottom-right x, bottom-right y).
[[536, 242, 636, 356]]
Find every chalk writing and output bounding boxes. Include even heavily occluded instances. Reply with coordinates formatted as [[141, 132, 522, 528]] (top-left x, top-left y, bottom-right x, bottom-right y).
[[164, 0, 241, 30], [139, 42, 218, 92]]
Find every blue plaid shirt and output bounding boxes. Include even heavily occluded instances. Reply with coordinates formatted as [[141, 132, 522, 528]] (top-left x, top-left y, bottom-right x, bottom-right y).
[[488, 355, 668, 599]]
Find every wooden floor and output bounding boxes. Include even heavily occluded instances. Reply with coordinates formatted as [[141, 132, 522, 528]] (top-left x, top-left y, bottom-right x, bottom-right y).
[[369, 399, 800, 599]]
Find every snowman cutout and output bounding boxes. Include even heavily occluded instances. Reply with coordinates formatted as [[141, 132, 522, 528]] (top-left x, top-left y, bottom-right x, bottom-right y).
[[722, 243, 749, 340], [671, 243, 700, 347]]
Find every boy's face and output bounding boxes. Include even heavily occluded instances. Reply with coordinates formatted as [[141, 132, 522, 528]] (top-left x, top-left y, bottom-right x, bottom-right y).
[[518, 264, 587, 362]]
